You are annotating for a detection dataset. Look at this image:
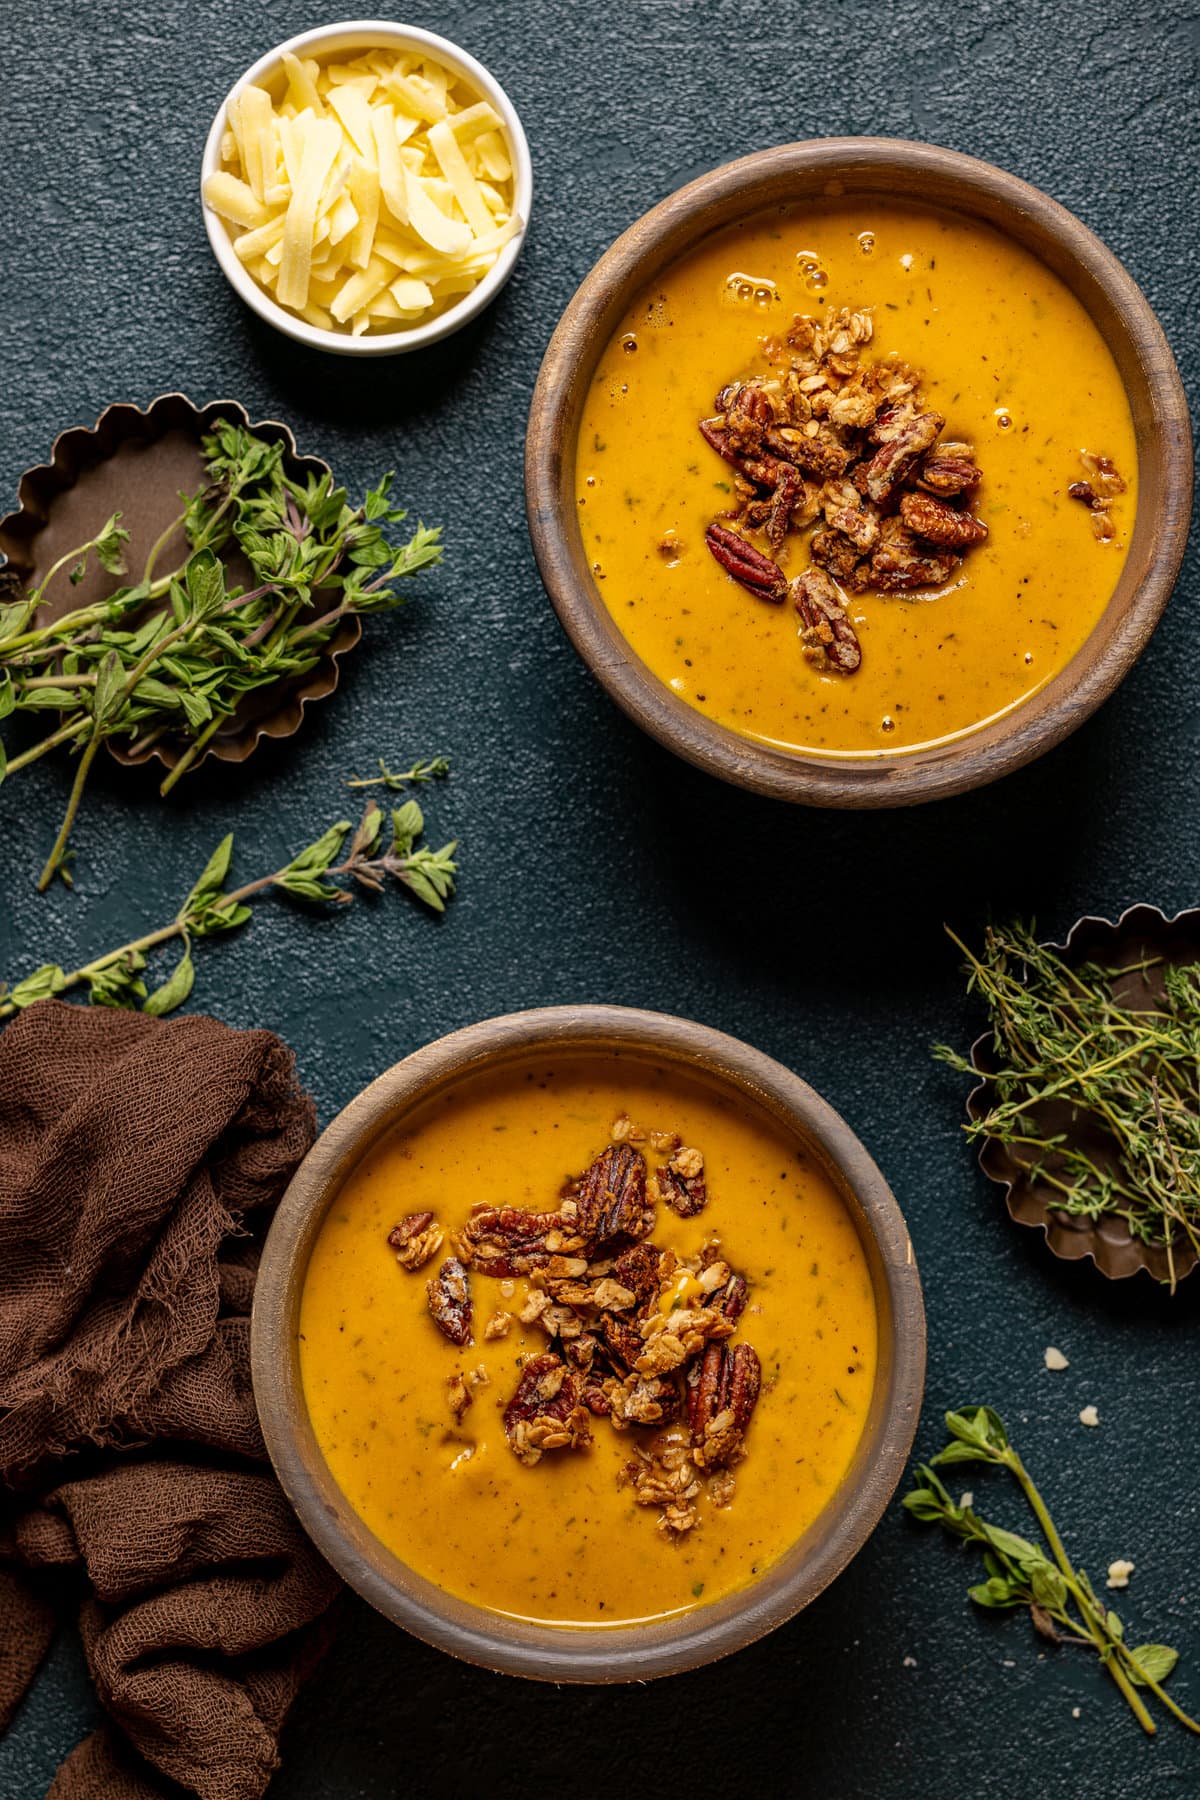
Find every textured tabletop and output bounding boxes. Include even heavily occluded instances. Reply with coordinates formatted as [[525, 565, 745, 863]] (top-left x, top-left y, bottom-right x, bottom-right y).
[[1, 2, 1198, 1795]]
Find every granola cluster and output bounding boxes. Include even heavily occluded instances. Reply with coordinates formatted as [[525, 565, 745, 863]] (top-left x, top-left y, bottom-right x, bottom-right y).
[[1068, 449, 1126, 542], [700, 306, 988, 675], [387, 1118, 763, 1542]]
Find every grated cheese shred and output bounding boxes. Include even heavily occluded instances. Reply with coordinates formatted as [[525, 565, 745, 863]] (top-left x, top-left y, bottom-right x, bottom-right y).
[[205, 46, 519, 333]]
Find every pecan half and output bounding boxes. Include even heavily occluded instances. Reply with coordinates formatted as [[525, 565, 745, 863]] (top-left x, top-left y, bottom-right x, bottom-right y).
[[899, 491, 988, 549], [574, 1143, 651, 1249], [870, 519, 959, 591], [387, 1211, 444, 1272], [918, 446, 982, 495], [822, 480, 881, 552], [699, 417, 794, 491], [612, 1241, 672, 1308], [427, 1257, 472, 1346], [503, 1353, 591, 1466], [705, 522, 788, 604], [764, 464, 804, 552], [793, 569, 862, 674], [863, 408, 944, 503], [658, 1145, 707, 1218], [764, 424, 853, 481], [810, 528, 868, 587], [463, 1205, 580, 1277], [720, 380, 776, 453], [686, 1342, 762, 1469]]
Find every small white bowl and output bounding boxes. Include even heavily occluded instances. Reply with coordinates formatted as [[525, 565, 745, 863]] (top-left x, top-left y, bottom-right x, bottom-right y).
[[200, 19, 532, 356]]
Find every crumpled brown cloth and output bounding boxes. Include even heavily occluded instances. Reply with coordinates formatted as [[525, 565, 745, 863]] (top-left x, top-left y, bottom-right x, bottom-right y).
[[0, 1000, 341, 1800]]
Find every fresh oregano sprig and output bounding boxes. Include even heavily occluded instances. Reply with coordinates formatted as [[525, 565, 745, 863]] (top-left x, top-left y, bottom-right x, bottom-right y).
[[935, 922, 1200, 1291], [0, 761, 456, 1021], [0, 420, 442, 890], [905, 1407, 1199, 1738]]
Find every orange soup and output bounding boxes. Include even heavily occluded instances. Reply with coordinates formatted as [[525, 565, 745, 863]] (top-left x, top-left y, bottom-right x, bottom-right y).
[[575, 200, 1136, 755], [299, 1057, 878, 1626]]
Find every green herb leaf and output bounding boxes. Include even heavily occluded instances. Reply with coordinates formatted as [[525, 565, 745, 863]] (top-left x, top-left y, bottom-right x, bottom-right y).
[[86, 951, 147, 1009], [143, 942, 196, 1016], [1129, 1644, 1179, 1687], [91, 651, 127, 728], [184, 835, 235, 913], [10, 964, 67, 1008]]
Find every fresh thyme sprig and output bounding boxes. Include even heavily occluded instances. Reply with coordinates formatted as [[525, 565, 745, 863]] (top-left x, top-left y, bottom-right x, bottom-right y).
[[0, 763, 456, 1021], [905, 1407, 1199, 1738], [0, 421, 442, 890], [347, 754, 450, 790], [935, 922, 1200, 1291]]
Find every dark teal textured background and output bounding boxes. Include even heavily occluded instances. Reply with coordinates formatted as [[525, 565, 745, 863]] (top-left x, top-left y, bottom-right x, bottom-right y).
[[2, 2, 1198, 1795]]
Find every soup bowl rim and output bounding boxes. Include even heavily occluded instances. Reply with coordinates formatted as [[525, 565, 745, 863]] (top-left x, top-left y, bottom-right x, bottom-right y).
[[524, 136, 1192, 807], [251, 1003, 926, 1682]]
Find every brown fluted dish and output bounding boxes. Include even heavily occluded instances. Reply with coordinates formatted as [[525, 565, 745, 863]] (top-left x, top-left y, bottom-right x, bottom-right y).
[[966, 904, 1200, 1285], [0, 393, 361, 773]]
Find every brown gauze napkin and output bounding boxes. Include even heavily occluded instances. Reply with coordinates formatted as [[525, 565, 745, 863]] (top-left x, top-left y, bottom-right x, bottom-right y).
[[0, 1000, 341, 1800]]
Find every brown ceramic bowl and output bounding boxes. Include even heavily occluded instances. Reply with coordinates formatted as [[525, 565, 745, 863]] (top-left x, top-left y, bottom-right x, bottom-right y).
[[525, 139, 1192, 807], [251, 1005, 926, 1681]]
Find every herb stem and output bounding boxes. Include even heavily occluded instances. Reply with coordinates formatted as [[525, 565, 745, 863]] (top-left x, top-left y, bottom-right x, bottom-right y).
[[4, 715, 91, 772], [140, 507, 188, 586]]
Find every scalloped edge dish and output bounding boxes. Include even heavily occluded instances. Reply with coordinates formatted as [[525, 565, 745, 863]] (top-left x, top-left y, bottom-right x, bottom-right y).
[[0, 393, 360, 774], [966, 903, 1200, 1285]]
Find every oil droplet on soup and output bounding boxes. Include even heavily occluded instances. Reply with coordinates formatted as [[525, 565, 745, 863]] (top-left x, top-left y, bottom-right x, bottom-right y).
[[298, 1060, 879, 1627], [575, 201, 1136, 756]]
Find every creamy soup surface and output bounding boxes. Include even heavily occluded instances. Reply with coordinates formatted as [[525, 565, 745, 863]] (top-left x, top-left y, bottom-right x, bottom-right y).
[[299, 1057, 878, 1626], [575, 200, 1136, 755]]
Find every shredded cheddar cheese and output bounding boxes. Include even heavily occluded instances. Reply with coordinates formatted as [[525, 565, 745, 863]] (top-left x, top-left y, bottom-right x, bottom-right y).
[[204, 44, 520, 336]]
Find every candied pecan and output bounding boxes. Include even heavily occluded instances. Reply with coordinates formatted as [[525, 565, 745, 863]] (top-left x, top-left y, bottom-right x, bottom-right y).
[[695, 1261, 748, 1323], [1068, 480, 1098, 507], [387, 1211, 444, 1272], [612, 1241, 672, 1308], [463, 1205, 580, 1277], [721, 380, 777, 453], [870, 518, 959, 591], [793, 568, 863, 675], [1078, 449, 1125, 502], [704, 522, 789, 605], [810, 528, 865, 585], [863, 408, 944, 503], [503, 1354, 591, 1466], [699, 417, 795, 491], [1089, 510, 1116, 542], [686, 1342, 762, 1469], [658, 1144, 707, 1218], [899, 491, 988, 549], [765, 424, 852, 480], [918, 445, 982, 495], [427, 1257, 472, 1346], [822, 480, 881, 552], [764, 465, 804, 552], [582, 1384, 612, 1416], [596, 1309, 646, 1372], [564, 1332, 598, 1375], [574, 1143, 651, 1248]]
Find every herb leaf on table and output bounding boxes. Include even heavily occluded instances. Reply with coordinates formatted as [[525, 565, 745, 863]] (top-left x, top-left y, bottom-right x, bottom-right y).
[[0, 760, 456, 1022], [905, 1407, 1199, 1736]]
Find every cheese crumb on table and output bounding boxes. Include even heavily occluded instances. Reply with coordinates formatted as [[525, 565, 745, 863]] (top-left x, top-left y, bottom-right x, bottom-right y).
[[959, 1491, 974, 1509], [1079, 1404, 1100, 1427], [1044, 1345, 1070, 1371], [1107, 1559, 1135, 1589]]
